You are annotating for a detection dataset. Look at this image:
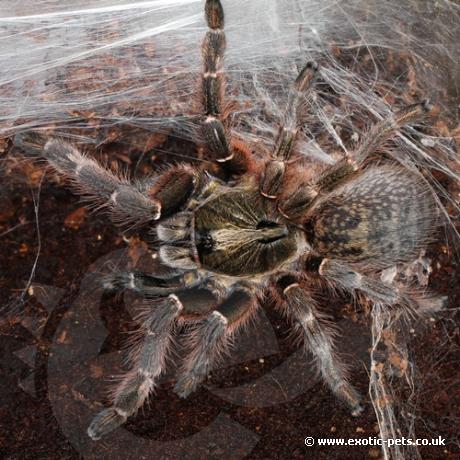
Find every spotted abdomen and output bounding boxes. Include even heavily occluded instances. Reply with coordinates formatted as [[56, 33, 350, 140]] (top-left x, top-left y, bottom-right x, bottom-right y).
[[307, 166, 438, 268]]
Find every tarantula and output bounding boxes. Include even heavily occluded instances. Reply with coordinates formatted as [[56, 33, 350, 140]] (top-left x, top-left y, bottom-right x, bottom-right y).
[[16, 0, 444, 441]]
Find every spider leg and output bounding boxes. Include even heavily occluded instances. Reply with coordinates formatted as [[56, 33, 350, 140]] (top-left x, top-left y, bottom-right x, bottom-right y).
[[309, 257, 445, 316], [201, 0, 231, 163], [199, 0, 254, 177], [87, 294, 183, 440], [318, 258, 407, 308], [87, 287, 218, 440], [174, 287, 257, 398], [42, 138, 197, 225], [278, 277, 363, 415], [273, 62, 318, 161], [101, 270, 195, 296], [277, 101, 431, 222], [314, 101, 431, 194], [260, 62, 318, 222], [260, 62, 318, 199]]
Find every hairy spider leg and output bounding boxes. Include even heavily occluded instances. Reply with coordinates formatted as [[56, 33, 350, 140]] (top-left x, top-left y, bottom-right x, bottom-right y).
[[278, 278, 363, 416], [314, 100, 432, 194], [260, 62, 318, 199], [313, 258, 445, 317], [318, 258, 417, 316], [42, 139, 197, 225], [87, 294, 183, 440], [201, 0, 231, 163], [260, 62, 319, 221], [87, 285, 220, 440], [198, 0, 254, 177], [174, 287, 257, 398], [273, 61, 319, 162]]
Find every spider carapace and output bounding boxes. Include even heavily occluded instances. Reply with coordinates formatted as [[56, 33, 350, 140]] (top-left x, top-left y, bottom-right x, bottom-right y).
[[17, 0, 443, 441], [160, 186, 301, 278]]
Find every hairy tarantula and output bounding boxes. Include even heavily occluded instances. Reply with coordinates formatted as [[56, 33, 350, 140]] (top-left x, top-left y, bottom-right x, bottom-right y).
[[16, 0, 445, 441]]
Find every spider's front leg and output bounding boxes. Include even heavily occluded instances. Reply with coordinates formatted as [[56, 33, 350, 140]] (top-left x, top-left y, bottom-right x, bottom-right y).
[[200, 0, 232, 164], [174, 286, 257, 397], [199, 0, 257, 176], [276, 276, 363, 416], [260, 61, 318, 200], [36, 138, 197, 226]]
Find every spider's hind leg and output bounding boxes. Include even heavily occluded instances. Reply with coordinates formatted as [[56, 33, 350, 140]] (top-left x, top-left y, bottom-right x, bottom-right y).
[[87, 294, 183, 440], [174, 287, 257, 398], [316, 258, 446, 316], [87, 287, 218, 440], [278, 277, 363, 416]]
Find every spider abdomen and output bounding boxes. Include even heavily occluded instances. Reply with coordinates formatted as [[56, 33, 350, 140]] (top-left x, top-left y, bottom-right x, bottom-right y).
[[307, 166, 438, 268]]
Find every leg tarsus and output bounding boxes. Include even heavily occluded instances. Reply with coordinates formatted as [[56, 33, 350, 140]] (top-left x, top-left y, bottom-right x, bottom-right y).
[[205, 0, 224, 29], [87, 407, 127, 441]]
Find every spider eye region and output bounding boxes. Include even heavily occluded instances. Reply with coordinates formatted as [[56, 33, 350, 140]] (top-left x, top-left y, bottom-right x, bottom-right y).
[[196, 230, 215, 254], [193, 189, 299, 276]]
